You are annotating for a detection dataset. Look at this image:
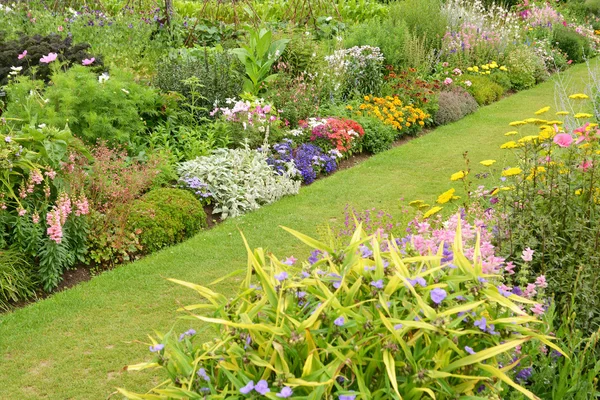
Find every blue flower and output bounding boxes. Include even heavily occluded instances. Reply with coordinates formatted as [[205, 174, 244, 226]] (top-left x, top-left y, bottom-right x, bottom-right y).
[[359, 245, 373, 258], [339, 393, 357, 400], [334, 316, 345, 326], [149, 344, 164, 352], [394, 323, 403, 330], [197, 368, 210, 382], [465, 346, 476, 355], [515, 367, 533, 383], [474, 317, 487, 332], [370, 279, 384, 289], [255, 380, 270, 395], [275, 271, 289, 282], [408, 277, 427, 287], [364, 265, 376, 272], [276, 386, 293, 398], [430, 288, 447, 304], [240, 380, 255, 394], [179, 328, 196, 341]]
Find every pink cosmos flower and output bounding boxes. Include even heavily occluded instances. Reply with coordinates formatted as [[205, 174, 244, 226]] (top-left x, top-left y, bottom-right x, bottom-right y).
[[18, 50, 27, 60], [82, 57, 95, 66], [553, 133, 573, 148], [40, 52, 58, 64], [521, 247, 534, 262]]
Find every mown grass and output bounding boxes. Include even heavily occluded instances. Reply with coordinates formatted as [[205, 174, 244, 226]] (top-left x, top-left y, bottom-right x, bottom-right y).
[[0, 62, 596, 399]]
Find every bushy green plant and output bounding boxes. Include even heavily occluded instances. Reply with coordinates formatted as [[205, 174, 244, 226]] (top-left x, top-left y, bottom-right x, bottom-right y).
[[155, 46, 244, 112], [465, 75, 504, 105], [0, 249, 36, 310], [325, 46, 384, 99], [552, 26, 592, 64], [0, 33, 102, 85], [392, 0, 447, 53], [505, 45, 547, 91], [355, 115, 397, 154], [177, 148, 300, 219], [2, 66, 165, 146], [120, 223, 562, 399], [127, 188, 206, 254], [434, 86, 479, 125]]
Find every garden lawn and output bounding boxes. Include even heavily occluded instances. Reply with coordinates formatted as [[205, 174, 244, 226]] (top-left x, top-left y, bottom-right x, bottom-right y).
[[0, 62, 596, 399]]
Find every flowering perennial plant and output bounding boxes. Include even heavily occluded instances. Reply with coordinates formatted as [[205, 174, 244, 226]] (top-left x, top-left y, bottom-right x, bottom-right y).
[[325, 45, 384, 97], [121, 221, 562, 399], [292, 117, 364, 155], [268, 140, 338, 184], [358, 96, 429, 133]]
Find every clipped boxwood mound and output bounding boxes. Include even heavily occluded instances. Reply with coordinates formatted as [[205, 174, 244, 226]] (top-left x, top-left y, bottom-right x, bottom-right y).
[[127, 188, 207, 254]]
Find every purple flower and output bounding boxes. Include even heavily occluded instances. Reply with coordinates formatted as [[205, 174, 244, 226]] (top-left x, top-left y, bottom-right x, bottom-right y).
[[334, 316, 345, 326], [512, 286, 523, 296], [339, 394, 357, 400], [515, 367, 533, 383], [197, 368, 210, 382], [408, 277, 427, 287], [283, 256, 297, 265], [430, 288, 447, 304], [275, 271, 289, 282], [301, 271, 310, 278], [364, 265, 376, 272], [4, 136, 11, 143], [255, 380, 270, 395], [359, 245, 373, 258], [308, 250, 322, 264], [277, 387, 293, 398], [297, 291, 307, 299], [465, 346, 476, 355], [394, 323, 403, 330], [149, 343, 164, 352], [179, 328, 196, 341], [370, 279, 384, 289], [240, 380, 255, 394], [474, 317, 487, 332], [329, 273, 342, 289], [455, 295, 466, 301]]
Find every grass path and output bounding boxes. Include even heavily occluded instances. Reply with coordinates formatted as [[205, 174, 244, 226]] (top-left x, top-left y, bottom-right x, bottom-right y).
[[0, 62, 596, 399]]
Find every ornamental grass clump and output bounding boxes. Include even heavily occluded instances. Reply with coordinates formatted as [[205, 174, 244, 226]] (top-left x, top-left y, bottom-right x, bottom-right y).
[[121, 220, 562, 399]]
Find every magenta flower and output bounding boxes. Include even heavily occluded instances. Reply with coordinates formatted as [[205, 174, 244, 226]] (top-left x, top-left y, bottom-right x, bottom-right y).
[[82, 57, 95, 66], [553, 133, 573, 148], [18, 50, 27, 59], [277, 387, 293, 398], [430, 288, 447, 304], [40, 52, 58, 64], [521, 247, 534, 262]]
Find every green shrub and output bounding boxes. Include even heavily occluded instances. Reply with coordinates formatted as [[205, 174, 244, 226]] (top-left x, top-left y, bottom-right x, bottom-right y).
[[155, 46, 244, 111], [391, 0, 447, 52], [434, 86, 479, 125], [356, 115, 397, 154], [488, 71, 512, 91], [505, 45, 547, 91], [120, 224, 562, 399], [552, 26, 592, 64], [0, 250, 36, 310], [127, 188, 206, 254], [465, 75, 504, 105]]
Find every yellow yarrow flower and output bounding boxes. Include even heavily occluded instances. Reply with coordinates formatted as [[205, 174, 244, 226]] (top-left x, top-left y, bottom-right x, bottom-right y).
[[518, 135, 540, 143], [423, 206, 443, 219], [436, 188, 456, 204], [418, 203, 431, 210], [556, 111, 570, 116], [450, 170, 468, 181], [409, 200, 424, 207], [534, 106, 550, 115], [502, 167, 522, 177], [480, 159, 497, 167], [504, 131, 518, 136], [539, 128, 555, 140], [568, 93, 589, 100], [546, 120, 563, 125], [509, 121, 527, 126], [574, 113, 593, 119], [500, 141, 520, 149]]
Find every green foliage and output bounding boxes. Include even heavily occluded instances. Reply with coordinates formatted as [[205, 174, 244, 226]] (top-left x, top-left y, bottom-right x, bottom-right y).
[[505, 45, 547, 91], [121, 224, 561, 399], [355, 115, 397, 153], [552, 26, 592, 64], [155, 46, 244, 112], [127, 188, 206, 254], [0, 249, 36, 310], [434, 86, 479, 125], [230, 28, 289, 95], [465, 75, 504, 105], [392, 0, 447, 53]]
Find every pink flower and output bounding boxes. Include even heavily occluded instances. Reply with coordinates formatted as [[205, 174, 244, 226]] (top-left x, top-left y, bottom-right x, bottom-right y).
[[75, 196, 90, 216], [45, 169, 57, 180], [464, 80, 472, 87], [553, 133, 573, 148], [58, 25, 64, 32], [32, 213, 40, 224], [18, 208, 27, 217], [444, 77, 453, 85], [18, 50, 27, 60], [46, 208, 63, 243], [535, 275, 548, 288], [531, 303, 545, 315], [31, 170, 43, 184], [40, 52, 58, 64], [524, 283, 537, 298], [521, 247, 534, 262], [442, 62, 449, 67], [82, 57, 95, 66], [579, 160, 593, 172]]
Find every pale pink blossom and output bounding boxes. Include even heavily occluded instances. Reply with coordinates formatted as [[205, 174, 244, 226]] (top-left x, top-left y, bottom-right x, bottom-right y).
[[524, 283, 537, 298], [74, 196, 90, 216], [444, 77, 453, 85], [82, 57, 95, 66], [505, 261, 516, 275], [553, 133, 573, 148], [18, 50, 27, 60], [521, 247, 534, 262], [57, 25, 64, 32], [18, 208, 26, 217], [32, 213, 40, 224], [40, 52, 58, 64], [46, 208, 63, 243], [531, 303, 545, 315], [535, 275, 548, 288]]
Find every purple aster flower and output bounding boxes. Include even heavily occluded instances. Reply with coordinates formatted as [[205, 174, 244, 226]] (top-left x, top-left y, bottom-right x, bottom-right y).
[[149, 343, 164, 352], [394, 323, 403, 330], [430, 288, 447, 304], [277, 386, 293, 398], [197, 368, 210, 382], [465, 346, 476, 355], [334, 316, 345, 326], [255, 380, 270, 395], [408, 277, 427, 287], [339, 393, 357, 400], [240, 380, 255, 394], [474, 317, 487, 332], [275, 271, 289, 282], [370, 279, 384, 289]]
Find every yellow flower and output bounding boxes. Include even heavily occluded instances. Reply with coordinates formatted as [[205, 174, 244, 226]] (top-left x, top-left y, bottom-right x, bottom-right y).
[[568, 93, 589, 100], [539, 128, 555, 140], [499, 66, 508, 71], [450, 170, 468, 181], [518, 135, 540, 143], [574, 113, 593, 119], [556, 111, 570, 116], [504, 131, 518, 136], [480, 159, 496, 167], [545, 120, 563, 125], [418, 203, 431, 210], [467, 67, 473, 72], [509, 121, 527, 126], [364, 96, 370, 101], [485, 70, 490, 75], [346, 105, 353, 111], [409, 200, 424, 207], [575, 189, 583, 196], [534, 106, 550, 115], [423, 206, 443, 219], [502, 167, 522, 177], [436, 188, 456, 204], [500, 141, 519, 149], [500, 186, 515, 191], [473, 66, 479, 72]]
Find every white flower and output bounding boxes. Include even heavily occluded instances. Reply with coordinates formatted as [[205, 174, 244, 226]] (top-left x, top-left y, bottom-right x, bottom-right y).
[[10, 66, 22, 72], [98, 72, 110, 83], [121, 88, 130, 94], [38, 123, 46, 129], [326, 16, 333, 21]]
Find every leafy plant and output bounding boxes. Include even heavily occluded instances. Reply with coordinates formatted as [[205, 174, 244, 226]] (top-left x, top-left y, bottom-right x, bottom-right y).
[[505, 45, 547, 91], [230, 28, 289, 95], [0, 249, 36, 310], [465, 75, 504, 105], [434, 86, 479, 125], [354, 115, 397, 154], [120, 221, 563, 399], [552, 26, 592, 64]]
